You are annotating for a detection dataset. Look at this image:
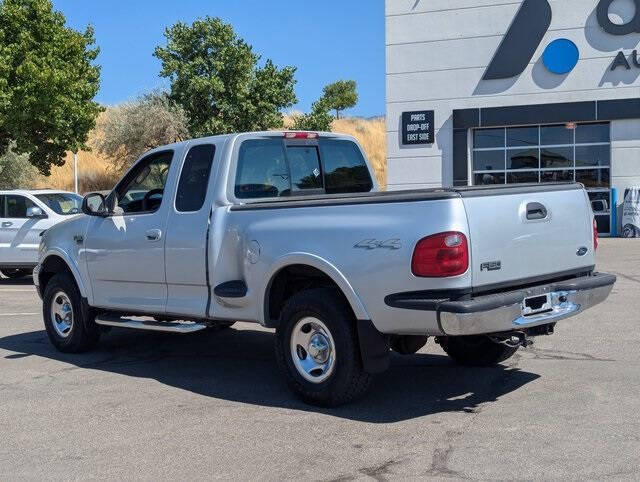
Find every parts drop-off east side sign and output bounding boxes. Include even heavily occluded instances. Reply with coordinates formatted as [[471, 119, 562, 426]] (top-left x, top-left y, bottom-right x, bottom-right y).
[[401, 111, 434, 145]]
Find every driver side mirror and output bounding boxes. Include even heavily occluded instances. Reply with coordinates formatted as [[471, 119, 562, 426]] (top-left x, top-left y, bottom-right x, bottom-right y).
[[82, 193, 110, 217], [26, 206, 47, 218]]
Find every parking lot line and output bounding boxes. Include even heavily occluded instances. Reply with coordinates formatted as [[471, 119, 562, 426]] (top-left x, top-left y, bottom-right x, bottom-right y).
[[0, 289, 37, 292], [0, 313, 39, 316]]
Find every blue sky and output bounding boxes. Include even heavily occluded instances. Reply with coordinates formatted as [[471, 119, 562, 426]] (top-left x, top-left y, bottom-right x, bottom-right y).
[[52, 0, 386, 117]]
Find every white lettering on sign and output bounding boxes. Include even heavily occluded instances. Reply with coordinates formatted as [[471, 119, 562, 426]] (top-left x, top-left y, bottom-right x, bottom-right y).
[[406, 133, 431, 142], [402, 111, 434, 145], [406, 123, 430, 131]]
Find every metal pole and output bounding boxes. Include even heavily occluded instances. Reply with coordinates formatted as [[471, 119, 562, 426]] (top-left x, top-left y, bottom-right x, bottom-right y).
[[73, 152, 78, 194]]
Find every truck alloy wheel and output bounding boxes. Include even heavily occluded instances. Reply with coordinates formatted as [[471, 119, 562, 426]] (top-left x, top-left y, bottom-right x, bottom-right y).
[[50, 290, 74, 338], [290, 317, 336, 383]]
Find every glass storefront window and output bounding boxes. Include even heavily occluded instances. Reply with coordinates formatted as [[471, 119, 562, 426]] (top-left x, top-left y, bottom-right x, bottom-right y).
[[473, 150, 505, 171], [507, 148, 539, 170], [541, 146, 573, 168], [507, 126, 538, 147], [575, 145, 610, 167], [473, 122, 610, 187], [541, 124, 574, 145], [473, 128, 505, 149], [541, 170, 574, 183], [576, 122, 610, 144], [507, 171, 539, 184], [576, 169, 610, 189], [473, 122, 612, 233], [474, 172, 505, 185]]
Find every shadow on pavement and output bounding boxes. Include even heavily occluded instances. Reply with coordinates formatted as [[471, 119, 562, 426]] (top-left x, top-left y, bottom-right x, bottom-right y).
[[0, 327, 539, 423], [0, 276, 34, 286]]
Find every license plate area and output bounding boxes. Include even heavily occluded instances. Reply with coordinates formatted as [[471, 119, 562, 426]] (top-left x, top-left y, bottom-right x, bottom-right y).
[[522, 294, 552, 316]]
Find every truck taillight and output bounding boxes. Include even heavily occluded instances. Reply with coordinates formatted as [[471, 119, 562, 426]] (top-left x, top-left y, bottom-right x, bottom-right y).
[[284, 132, 319, 139], [593, 218, 598, 251], [412, 232, 469, 278]]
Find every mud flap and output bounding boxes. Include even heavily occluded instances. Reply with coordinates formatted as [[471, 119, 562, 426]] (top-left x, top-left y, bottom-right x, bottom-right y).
[[357, 320, 390, 374]]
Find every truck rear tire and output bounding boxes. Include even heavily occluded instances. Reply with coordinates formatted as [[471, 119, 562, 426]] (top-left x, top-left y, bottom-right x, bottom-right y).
[[438, 335, 518, 366], [275, 288, 372, 407], [42, 273, 100, 353], [1, 268, 32, 279]]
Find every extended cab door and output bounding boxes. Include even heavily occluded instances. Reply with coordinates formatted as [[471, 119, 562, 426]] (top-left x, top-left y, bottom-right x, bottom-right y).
[[164, 143, 219, 317], [0, 194, 50, 267], [85, 150, 178, 313]]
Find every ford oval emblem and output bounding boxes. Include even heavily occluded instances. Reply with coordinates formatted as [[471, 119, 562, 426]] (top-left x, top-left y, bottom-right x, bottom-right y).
[[577, 247, 588, 257]]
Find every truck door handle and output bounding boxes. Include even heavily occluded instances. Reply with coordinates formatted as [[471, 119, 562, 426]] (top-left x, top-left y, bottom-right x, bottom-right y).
[[145, 229, 162, 241], [526, 202, 548, 220], [1, 222, 12, 227]]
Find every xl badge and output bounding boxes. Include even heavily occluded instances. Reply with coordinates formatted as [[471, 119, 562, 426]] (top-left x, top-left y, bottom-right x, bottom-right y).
[[481, 261, 502, 272]]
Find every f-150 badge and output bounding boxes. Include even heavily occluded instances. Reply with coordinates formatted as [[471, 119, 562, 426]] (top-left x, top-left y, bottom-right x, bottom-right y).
[[481, 261, 502, 272], [354, 239, 402, 250]]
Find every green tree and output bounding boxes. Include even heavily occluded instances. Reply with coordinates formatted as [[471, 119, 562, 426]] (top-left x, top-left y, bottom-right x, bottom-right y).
[[322, 80, 358, 119], [0, 0, 103, 175], [290, 98, 334, 132], [0, 143, 38, 189], [154, 17, 297, 137], [96, 91, 190, 173]]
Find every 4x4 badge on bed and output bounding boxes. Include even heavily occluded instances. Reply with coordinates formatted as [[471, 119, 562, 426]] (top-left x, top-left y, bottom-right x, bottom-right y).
[[354, 239, 402, 250], [577, 247, 588, 257]]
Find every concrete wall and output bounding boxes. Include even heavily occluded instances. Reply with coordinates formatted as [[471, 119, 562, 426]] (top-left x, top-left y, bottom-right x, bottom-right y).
[[386, 0, 640, 192]]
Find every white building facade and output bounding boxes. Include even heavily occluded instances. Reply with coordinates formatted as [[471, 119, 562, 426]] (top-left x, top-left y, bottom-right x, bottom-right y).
[[386, 0, 640, 234]]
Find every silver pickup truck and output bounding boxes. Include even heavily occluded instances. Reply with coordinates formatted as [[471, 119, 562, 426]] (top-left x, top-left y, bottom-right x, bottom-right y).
[[34, 131, 616, 406]]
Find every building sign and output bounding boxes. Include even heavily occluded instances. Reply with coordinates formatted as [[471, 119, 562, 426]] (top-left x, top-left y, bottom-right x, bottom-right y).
[[401, 111, 434, 145], [597, 0, 640, 35], [484, 0, 640, 80]]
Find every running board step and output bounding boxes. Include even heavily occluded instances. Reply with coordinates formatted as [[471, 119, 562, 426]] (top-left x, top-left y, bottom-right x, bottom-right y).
[[95, 315, 208, 334]]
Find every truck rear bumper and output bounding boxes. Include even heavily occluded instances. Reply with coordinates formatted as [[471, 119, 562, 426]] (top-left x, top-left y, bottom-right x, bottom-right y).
[[386, 272, 616, 337]]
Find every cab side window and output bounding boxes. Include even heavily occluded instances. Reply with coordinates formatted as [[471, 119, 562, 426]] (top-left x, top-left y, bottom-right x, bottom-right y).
[[116, 151, 174, 214], [176, 144, 215, 212], [5, 195, 37, 218], [0, 195, 5, 218], [319, 139, 373, 194]]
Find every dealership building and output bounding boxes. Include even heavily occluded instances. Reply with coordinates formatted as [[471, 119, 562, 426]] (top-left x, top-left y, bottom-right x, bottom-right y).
[[386, 0, 640, 234]]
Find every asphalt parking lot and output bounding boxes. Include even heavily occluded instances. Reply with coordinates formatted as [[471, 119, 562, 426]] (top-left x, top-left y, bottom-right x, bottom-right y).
[[1, 238, 639, 480]]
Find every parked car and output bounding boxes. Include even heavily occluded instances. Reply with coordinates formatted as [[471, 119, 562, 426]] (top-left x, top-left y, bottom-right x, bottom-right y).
[[0, 190, 82, 279], [34, 132, 616, 406]]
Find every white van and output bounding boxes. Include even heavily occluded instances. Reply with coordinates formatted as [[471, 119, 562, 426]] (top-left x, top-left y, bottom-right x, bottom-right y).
[[0, 190, 82, 279]]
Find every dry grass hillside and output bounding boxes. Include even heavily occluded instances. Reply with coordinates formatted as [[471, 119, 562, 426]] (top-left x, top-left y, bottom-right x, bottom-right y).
[[33, 114, 386, 193], [332, 117, 386, 187]]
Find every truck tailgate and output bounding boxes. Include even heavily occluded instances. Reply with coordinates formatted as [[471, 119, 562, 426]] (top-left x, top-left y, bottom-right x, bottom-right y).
[[459, 184, 595, 290]]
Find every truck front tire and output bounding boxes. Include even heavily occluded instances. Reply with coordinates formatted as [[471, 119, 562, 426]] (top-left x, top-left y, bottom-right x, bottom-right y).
[[438, 335, 518, 366], [42, 273, 100, 353], [275, 288, 372, 407]]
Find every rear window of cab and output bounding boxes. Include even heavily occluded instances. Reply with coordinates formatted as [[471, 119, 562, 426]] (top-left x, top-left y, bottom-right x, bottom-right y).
[[234, 138, 373, 199]]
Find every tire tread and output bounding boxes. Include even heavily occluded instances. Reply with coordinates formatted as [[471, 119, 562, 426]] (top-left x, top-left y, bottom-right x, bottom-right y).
[[42, 273, 100, 353], [275, 288, 372, 407]]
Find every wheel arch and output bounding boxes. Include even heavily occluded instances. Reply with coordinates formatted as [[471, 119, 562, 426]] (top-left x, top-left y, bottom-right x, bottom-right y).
[[262, 253, 370, 327], [38, 251, 89, 301]]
